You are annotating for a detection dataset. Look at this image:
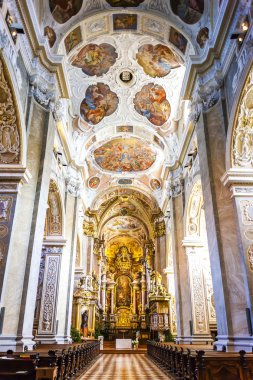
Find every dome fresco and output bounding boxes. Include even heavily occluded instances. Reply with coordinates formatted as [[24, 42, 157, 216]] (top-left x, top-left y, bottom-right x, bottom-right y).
[[93, 138, 156, 172]]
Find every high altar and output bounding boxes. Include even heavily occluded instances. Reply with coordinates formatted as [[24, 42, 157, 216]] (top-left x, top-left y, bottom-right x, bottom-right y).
[[73, 235, 173, 339]]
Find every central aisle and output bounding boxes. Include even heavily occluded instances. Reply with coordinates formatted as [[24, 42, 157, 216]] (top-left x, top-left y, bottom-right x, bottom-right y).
[[79, 354, 168, 379]]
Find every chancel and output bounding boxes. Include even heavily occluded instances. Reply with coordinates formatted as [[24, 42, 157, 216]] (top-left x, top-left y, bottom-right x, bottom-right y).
[[0, 0, 252, 379]]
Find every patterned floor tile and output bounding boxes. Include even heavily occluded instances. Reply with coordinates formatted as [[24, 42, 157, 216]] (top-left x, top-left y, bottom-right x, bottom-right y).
[[79, 354, 168, 379]]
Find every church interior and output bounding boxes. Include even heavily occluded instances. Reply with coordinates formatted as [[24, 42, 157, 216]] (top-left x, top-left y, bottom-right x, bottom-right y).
[[0, 0, 253, 379]]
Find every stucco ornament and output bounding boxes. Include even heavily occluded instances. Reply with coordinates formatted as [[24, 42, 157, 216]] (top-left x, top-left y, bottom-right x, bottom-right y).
[[232, 66, 253, 167]]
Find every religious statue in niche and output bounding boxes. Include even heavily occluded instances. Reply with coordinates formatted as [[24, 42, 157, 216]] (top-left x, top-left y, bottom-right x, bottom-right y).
[[115, 246, 132, 271], [49, 0, 83, 24], [0, 58, 21, 164], [47, 182, 62, 236], [81, 310, 88, 336], [116, 275, 131, 308]]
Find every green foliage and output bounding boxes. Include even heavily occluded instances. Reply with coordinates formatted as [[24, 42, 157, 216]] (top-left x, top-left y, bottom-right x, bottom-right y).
[[164, 330, 175, 343], [71, 326, 82, 343]]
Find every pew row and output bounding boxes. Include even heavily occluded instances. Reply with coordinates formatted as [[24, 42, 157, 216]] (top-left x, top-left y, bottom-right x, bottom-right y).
[[147, 340, 253, 380], [0, 340, 100, 380]]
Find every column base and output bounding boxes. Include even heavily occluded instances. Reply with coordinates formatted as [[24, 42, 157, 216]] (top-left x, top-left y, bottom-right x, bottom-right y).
[[214, 335, 253, 352], [0, 335, 36, 352], [35, 334, 72, 345], [175, 334, 213, 345]]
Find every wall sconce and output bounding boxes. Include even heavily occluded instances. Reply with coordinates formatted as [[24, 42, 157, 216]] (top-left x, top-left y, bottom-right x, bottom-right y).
[[5, 11, 24, 44]]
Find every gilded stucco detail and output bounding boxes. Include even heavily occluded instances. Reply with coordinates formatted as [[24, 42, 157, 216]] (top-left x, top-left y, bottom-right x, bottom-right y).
[[240, 200, 253, 225], [232, 66, 253, 167], [0, 57, 21, 164], [247, 245, 253, 272]]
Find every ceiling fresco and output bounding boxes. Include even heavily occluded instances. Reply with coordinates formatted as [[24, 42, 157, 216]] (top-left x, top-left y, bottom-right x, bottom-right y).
[[80, 83, 119, 125], [49, 0, 83, 24], [105, 216, 142, 232], [93, 138, 157, 172], [71, 43, 118, 76], [113, 14, 138, 30], [170, 0, 204, 25], [136, 44, 181, 77], [133, 84, 171, 126]]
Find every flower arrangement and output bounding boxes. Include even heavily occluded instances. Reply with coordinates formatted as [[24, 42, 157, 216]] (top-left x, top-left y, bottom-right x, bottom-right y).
[[132, 338, 139, 349]]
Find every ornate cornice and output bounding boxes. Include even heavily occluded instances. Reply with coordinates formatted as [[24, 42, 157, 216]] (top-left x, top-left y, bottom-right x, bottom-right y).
[[16, 0, 69, 98]]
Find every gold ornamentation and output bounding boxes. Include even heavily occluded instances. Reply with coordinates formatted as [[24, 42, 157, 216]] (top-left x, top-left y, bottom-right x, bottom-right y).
[[155, 220, 165, 237], [83, 220, 96, 236], [0, 56, 21, 164]]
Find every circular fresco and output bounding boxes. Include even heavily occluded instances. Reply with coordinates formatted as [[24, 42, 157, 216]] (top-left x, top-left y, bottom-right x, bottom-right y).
[[136, 44, 180, 77], [134, 84, 171, 126], [88, 176, 100, 189], [150, 178, 161, 191], [93, 138, 156, 172], [80, 83, 119, 125], [72, 43, 118, 76], [170, 0, 204, 25]]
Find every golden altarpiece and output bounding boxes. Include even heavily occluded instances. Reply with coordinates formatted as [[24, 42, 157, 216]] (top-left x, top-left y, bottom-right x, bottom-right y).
[[72, 212, 172, 339]]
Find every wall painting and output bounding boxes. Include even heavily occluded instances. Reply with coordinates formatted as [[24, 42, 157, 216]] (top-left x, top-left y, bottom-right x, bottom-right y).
[[169, 27, 188, 54], [64, 26, 82, 54], [113, 14, 137, 30]]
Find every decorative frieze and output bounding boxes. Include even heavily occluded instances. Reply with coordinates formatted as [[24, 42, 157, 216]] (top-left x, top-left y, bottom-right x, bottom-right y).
[[247, 245, 253, 272]]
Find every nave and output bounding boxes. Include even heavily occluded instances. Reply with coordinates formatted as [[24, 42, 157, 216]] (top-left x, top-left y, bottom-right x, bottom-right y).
[[80, 354, 168, 380]]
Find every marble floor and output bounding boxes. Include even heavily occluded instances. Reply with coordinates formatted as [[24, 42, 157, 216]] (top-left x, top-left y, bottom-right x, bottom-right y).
[[79, 354, 169, 379]]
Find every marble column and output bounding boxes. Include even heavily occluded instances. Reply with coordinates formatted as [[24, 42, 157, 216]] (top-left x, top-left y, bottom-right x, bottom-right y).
[[169, 184, 193, 344], [0, 99, 56, 351], [196, 97, 252, 351], [141, 272, 146, 313], [55, 182, 80, 344]]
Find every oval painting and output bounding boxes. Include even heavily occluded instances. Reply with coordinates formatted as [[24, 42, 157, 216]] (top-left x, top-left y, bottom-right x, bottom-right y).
[[134, 84, 171, 126], [136, 44, 180, 77], [150, 178, 161, 191], [80, 83, 119, 125], [88, 176, 100, 189], [49, 0, 83, 24], [170, 0, 204, 24], [93, 138, 156, 172], [72, 43, 118, 76]]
